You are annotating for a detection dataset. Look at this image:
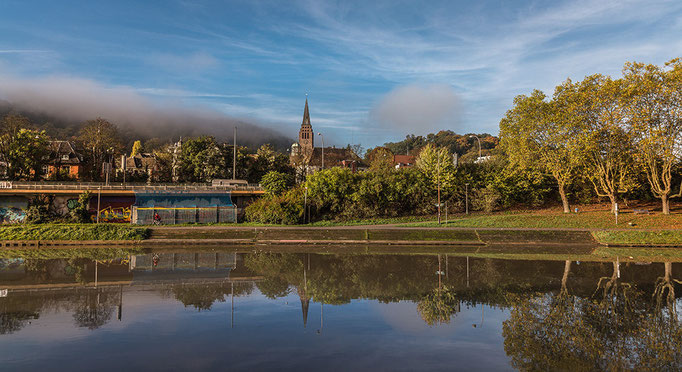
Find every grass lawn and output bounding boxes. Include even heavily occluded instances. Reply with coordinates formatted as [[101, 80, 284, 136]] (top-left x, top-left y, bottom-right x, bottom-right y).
[[408, 210, 682, 230], [0, 224, 149, 241], [592, 230, 682, 246]]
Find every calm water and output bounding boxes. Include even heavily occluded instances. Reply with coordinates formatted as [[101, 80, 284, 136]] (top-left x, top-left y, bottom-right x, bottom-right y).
[[0, 247, 680, 371]]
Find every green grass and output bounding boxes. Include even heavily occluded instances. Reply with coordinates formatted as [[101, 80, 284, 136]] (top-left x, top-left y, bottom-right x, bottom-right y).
[[0, 247, 146, 260], [408, 210, 682, 230], [0, 224, 150, 241], [592, 230, 682, 246]]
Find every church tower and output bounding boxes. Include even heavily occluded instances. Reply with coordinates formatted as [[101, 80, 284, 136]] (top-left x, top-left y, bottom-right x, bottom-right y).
[[298, 98, 314, 156]]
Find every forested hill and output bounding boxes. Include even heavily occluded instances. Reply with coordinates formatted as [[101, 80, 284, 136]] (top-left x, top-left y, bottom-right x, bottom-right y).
[[0, 100, 293, 151], [383, 130, 498, 160]]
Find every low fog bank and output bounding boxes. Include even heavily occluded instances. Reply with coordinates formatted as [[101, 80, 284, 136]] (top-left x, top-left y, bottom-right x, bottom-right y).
[[0, 75, 292, 150], [371, 84, 462, 135]]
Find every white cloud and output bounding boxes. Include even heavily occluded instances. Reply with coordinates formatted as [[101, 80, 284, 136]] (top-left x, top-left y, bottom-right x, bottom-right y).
[[371, 84, 461, 134]]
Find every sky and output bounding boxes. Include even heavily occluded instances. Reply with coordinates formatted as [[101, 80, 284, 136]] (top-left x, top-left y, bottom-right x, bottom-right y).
[[1, 0, 681, 148]]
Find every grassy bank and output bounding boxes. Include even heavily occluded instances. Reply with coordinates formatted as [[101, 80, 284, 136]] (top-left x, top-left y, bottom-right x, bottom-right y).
[[0, 247, 145, 260], [410, 210, 682, 230], [0, 224, 150, 241], [592, 230, 682, 246]]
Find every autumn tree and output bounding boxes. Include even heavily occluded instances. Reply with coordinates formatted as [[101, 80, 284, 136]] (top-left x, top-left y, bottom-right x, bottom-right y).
[[560, 75, 636, 212], [366, 146, 394, 172], [78, 118, 123, 181], [500, 90, 581, 213], [622, 59, 682, 214], [130, 140, 143, 156]]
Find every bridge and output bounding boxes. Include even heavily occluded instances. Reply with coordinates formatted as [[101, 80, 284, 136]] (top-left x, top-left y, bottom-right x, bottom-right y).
[[0, 181, 264, 196]]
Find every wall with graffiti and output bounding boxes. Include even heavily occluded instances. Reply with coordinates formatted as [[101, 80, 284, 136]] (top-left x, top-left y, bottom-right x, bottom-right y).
[[0, 196, 28, 224], [88, 196, 135, 223]]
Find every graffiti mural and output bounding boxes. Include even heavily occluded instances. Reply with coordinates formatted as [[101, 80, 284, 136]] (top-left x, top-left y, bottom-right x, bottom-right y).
[[91, 206, 132, 223], [0, 196, 28, 224]]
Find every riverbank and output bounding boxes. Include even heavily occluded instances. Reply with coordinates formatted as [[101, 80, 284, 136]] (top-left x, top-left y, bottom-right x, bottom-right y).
[[1, 220, 681, 247]]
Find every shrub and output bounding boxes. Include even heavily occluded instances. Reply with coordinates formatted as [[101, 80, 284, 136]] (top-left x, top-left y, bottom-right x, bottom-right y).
[[245, 187, 304, 225], [25, 195, 54, 224], [70, 192, 92, 223]]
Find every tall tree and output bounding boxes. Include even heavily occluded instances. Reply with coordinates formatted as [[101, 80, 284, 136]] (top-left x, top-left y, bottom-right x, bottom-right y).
[[78, 118, 123, 181], [561, 75, 636, 212], [9, 129, 51, 180], [622, 59, 682, 214], [500, 90, 581, 213], [130, 140, 143, 156]]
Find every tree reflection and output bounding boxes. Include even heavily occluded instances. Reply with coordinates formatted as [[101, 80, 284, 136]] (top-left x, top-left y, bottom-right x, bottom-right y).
[[73, 289, 114, 330], [171, 282, 253, 311], [503, 260, 682, 371], [417, 286, 460, 326]]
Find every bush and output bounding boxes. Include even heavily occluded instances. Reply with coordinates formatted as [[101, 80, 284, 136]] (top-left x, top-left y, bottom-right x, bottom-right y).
[[245, 187, 304, 225], [70, 192, 92, 223], [25, 195, 54, 224]]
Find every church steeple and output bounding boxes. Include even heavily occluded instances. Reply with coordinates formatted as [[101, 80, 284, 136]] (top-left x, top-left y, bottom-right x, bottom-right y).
[[302, 98, 311, 126], [298, 97, 314, 156]]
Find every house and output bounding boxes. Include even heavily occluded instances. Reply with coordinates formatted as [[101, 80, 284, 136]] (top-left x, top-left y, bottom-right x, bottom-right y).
[[118, 153, 160, 181], [44, 141, 83, 179], [393, 154, 416, 169], [289, 98, 363, 178]]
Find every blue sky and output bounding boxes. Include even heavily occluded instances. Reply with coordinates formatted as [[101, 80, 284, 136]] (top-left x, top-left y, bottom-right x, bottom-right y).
[[1, 0, 681, 148]]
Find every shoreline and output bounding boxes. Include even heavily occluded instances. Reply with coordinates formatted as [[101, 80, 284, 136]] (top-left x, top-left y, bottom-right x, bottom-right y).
[[1, 225, 681, 248]]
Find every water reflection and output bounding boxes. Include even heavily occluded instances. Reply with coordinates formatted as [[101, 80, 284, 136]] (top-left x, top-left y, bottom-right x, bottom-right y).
[[0, 249, 681, 370]]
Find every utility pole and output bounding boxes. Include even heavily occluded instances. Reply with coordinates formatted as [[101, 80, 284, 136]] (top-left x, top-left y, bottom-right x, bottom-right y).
[[233, 127, 237, 180]]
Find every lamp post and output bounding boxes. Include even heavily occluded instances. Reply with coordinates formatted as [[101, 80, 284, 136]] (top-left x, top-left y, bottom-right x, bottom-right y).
[[469, 135, 481, 159], [437, 152, 441, 224], [317, 133, 325, 169], [233, 126, 237, 180]]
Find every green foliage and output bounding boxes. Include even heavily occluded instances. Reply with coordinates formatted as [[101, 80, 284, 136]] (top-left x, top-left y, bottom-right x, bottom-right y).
[[25, 195, 54, 224], [365, 146, 394, 172], [260, 170, 293, 196], [248, 144, 293, 183], [245, 187, 304, 224], [178, 136, 231, 182], [0, 224, 149, 240], [70, 191, 92, 223]]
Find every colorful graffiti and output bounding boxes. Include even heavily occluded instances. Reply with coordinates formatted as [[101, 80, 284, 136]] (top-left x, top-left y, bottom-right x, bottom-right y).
[[91, 206, 132, 223], [0, 196, 28, 224]]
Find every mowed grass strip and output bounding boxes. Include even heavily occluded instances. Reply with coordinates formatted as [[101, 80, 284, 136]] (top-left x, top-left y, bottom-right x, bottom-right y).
[[592, 230, 682, 246], [0, 224, 150, 241], [411, 211, 682, 230]]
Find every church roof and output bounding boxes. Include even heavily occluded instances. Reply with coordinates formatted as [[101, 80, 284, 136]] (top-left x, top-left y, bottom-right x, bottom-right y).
[[302, 98, 311, 126]]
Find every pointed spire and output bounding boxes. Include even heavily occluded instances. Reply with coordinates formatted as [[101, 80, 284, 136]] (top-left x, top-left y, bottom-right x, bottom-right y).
[[302, 97, 311, 126], [297, 287, 310, 328]]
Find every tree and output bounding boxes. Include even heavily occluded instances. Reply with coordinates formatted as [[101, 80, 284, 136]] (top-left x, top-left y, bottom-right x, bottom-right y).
[[130, 140, 143, 156], [248, 144, 293, 183], [78, 118, 123, 181], [500, 90, 582, 213], [416, 144, 456, 198], [622, 59, 682, 214], [7, 129, 50, 180], [177, 136, 230, 182], [561, 75, 636, 212], [70, 191, 91, 223], [260, 171, 293, 196], [0, 114, 32, 179], [366, 147, 394, 172]]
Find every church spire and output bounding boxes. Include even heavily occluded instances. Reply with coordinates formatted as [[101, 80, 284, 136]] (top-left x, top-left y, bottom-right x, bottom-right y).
[[302, 97, 310, 126]]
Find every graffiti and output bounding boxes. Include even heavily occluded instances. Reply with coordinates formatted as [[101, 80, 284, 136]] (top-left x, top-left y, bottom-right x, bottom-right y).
[[66, 198, 79, 210], [0, 207, 26, 224], [91, 206, 132, 223]]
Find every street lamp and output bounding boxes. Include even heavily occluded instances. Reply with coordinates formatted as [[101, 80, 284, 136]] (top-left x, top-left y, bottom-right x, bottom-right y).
[[317, 133, 325, 169], [469, 135, 481, 159]]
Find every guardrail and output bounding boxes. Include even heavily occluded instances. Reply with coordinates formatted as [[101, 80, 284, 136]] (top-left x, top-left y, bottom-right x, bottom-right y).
[[1, 181, 263, 192]]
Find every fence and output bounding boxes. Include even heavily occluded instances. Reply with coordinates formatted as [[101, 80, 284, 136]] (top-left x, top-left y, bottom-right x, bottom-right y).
[[131, 206, 238, 225], [6, 181, 263, 192]]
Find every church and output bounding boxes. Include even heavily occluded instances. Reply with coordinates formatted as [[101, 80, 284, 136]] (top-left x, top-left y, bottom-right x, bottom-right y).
[[289, 98, 363, 178]]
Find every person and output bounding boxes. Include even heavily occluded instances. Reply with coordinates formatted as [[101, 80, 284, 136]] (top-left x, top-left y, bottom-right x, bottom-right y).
[[153, 212, 161, 225]]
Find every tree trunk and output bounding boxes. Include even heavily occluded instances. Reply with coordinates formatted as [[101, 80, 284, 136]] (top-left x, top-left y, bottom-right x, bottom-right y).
[[608, 194, 617, 214], [662, 195, 670, 215], [558, 184, 570, 213], [560, 260, 571, 296]]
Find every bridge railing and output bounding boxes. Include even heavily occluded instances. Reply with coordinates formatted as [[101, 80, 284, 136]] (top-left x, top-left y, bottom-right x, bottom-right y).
[[4, 181, 263, 192]]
